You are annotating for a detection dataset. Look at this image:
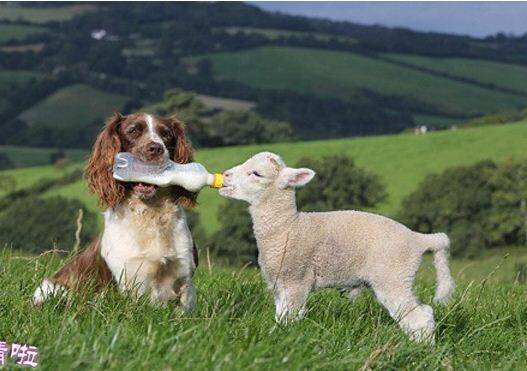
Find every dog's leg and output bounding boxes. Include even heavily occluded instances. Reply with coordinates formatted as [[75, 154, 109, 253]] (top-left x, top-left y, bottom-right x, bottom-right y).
[[33, 239, 113, 305]]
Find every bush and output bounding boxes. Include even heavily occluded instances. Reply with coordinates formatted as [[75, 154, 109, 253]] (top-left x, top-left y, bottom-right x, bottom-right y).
[[0, 196, 98, 253], [295, 155, 387, 212], [212, 201, 257, 266], [212, 155, 387, 265], [0, 153, 13, 170], [489, 159, 527, 246], [398, 160, 499, 257]]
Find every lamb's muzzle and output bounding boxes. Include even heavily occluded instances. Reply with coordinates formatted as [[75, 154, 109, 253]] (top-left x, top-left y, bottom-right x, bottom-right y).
[[219, 151, 455, 343]]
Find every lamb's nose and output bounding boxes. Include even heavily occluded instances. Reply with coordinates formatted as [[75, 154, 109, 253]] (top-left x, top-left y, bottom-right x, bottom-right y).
[[147, 142, 164, 156]]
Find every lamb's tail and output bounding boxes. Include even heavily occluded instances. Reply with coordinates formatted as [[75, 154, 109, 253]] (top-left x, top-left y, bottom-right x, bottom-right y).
[[416, 232, 455, 304]]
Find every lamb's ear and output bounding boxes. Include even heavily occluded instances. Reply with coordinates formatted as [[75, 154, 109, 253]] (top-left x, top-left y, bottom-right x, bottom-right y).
[[277, 167, 315, 189]]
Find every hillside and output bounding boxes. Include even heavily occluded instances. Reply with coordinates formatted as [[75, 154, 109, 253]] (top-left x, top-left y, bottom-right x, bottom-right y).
[[2, 121, 526, 234], [201, 46, 526, 117], [18, 84, 129, 129], [0, 3, 526, 149]]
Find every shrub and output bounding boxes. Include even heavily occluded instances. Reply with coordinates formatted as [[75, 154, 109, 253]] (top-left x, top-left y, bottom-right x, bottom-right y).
[[295, 155, 387, 212], [0, 153, 13, 170], [398, 160, 499, 257], [0, 196, 98, 253], [212, 201, 257, 265], [488, 159, 527, 246]]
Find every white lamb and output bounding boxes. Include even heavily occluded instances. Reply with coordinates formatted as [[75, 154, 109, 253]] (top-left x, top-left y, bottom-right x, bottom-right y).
[[219, 152, 455, 343]]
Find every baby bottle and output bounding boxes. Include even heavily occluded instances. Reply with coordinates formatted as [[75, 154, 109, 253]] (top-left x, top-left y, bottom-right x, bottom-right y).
[[112, 152, 223, 192]]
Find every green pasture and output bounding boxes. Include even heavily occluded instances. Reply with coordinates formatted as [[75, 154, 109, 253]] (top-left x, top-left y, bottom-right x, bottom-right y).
[[1, 245, 527, 369], [201, 46, 526, 116], [1, 121, 527, 236], [0, 146, 87, 168], [0, 23, 48, 44], [18, 84, 129, 129], [383, 53, 527, 94], [0, 5, 95, 24]]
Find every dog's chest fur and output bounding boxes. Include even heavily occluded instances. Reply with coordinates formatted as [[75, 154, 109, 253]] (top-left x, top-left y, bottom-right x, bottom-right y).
[[101, 197, 189, 293]]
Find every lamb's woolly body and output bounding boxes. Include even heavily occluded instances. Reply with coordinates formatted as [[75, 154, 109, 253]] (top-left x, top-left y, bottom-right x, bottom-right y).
[[223, 151, 455, 343]]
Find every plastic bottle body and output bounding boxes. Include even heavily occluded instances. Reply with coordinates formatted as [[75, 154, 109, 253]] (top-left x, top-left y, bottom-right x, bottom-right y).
[[113, 152, 223, 192]]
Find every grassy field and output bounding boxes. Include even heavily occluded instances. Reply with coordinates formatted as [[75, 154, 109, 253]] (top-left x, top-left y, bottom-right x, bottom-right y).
[[2, 121, 527, 234], [0, 146, 87, 168], [384, 53, 527, 94], [0, 23, 48, 44], [0, 4, 96, 24], [18, 84, 129, 129], [1, 245, 527, 369], [202, 46, 526, 116]]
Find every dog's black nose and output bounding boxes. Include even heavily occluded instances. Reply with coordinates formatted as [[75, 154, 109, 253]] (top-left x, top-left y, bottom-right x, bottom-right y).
[[147, 142, 164, 156]]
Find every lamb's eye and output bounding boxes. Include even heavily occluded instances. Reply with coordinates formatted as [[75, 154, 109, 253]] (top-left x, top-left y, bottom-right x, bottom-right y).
[[251, 171, 263, 177]]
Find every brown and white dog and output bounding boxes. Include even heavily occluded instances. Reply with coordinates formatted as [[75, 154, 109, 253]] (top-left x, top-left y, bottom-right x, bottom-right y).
[[33, 112, 198, 311]]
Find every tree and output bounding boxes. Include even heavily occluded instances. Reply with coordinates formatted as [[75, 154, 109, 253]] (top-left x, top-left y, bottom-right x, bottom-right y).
[[489, 159, 527, 246], [0, 153, 13, 170], [212, 201, 257, 265], [209, 110, 293, 146], [295, 156, 387, 212], [0, 196, 98, 253], [398, 160, 499, 257], [148, 88, 294, 147]]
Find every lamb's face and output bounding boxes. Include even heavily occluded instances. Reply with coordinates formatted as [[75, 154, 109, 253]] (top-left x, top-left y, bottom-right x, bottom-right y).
[[219, 152, 315, 204]]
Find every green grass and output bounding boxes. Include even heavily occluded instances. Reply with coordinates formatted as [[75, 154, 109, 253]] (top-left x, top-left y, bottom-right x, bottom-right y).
[[1, 245, 527, 369], [384, 53, 527, 94], [202, 46, 526, 116], [0, 23, 48, 43], [18, 84, 129, 129], [0, 4, 96, 24], [0, 146, 87, 168], [2, 121, 527, 234]]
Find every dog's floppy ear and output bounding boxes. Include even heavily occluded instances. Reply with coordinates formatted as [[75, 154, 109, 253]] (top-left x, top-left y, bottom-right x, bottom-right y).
[[167, 115, 197, 208], [85, 113, 126, 209]]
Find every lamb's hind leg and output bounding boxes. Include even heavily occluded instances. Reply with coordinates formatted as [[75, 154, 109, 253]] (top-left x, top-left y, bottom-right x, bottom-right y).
[[372, 282, 435, 343], [274, 283, 311, 324]]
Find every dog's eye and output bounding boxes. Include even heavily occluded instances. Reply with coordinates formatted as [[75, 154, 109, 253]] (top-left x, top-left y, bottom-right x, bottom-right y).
[[251, 171, 263, 178]]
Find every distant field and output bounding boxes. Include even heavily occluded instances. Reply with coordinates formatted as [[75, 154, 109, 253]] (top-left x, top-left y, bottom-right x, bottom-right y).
[[2, 120, 527, 235], [0, 43, 44, 53], [384, 53, 527, 94], [0, 23, 48, 43], [202, 46, 526, 116], [0, 146, 87, 168], [216, 26, 357, 44], [0, 5, 96, 23], [19, 84, 129, 129], [197, 94, 256, 112], [0, 69, 41, 89]]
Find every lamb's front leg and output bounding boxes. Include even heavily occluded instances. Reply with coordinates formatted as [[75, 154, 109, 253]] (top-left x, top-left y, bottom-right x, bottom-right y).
[[274, 284, 311, 324]]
